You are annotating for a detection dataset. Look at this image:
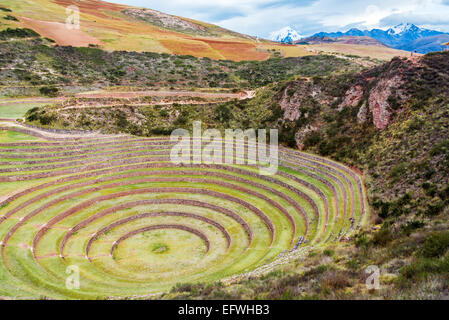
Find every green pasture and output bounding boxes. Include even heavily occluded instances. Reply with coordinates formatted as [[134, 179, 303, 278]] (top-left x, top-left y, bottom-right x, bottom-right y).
[[0, 103, 45, 119]]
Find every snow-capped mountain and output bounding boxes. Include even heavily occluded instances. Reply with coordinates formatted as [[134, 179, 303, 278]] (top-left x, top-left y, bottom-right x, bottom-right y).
[[387, 23, 417, 35], [313, 23, 449, 53], [270, 27, 302, 43]]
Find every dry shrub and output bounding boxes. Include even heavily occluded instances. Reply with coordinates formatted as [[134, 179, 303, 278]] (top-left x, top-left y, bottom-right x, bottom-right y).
[[320, 270, 352, 291]]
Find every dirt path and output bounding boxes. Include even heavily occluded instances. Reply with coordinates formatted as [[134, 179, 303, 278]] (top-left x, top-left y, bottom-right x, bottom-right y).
[[74, 90, 244, 99], [1, 90, 254, 106], [60, 100, 227, 110]]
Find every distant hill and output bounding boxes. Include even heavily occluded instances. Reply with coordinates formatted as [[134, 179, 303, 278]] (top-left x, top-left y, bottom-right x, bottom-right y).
[[0, 0, 309, 61], [299, 36, 387, 47], [397, 34, 449, 53], [313, 23, 449, 53]]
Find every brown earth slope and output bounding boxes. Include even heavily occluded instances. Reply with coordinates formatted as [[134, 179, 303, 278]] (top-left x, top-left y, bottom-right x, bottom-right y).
[[0, 0, 310, 60]]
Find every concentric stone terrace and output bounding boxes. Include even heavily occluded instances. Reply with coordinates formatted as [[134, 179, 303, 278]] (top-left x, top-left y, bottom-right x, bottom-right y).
[[0, 127, 368, 299]]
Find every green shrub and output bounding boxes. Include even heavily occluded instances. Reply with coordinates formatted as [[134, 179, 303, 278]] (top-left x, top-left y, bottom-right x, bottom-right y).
[[372, 226, 393, 246], [215, 104, 231, 123], [439, 184, 449, 201], [389, 163, 407, 179], [399, 256, 449, 281], [430, 139, 449, 157], [174, 112, 189, 126], [150, 127, 174, 136], [304, 131, 322, 148], [425, 201, 445, 216], [407, 118, 424, 131], [401, 220, 425, 235], [38, 111, 56, 126], [320, 271, 351, 291], [172, 283, 194, 293], [318, 140, 336, 156], [115, 111, 129, 129], [354, 232, 369, 248], [3, 15, 18, 21], [0, 28, 39, 40], [39, 86, 59, 97], [397, 193, 412, 206], [25, 107, 40, 122], [420, 231, 449, 258]]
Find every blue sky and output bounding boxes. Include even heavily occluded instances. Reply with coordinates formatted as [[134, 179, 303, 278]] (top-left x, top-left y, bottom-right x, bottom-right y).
[[108, 0, 449, 37]]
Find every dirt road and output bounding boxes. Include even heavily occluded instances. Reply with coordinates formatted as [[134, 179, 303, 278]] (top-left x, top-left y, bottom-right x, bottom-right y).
[[1, 90, 253, 104], [73, 90, 244, 99]]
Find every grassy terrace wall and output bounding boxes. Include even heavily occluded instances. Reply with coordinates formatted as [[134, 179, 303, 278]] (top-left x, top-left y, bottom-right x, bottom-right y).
[[0, 127, 368, 299]]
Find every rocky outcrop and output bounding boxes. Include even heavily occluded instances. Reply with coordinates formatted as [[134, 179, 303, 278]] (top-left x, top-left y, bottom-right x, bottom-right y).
[[340, 85, 364, 110], [357, 103, 368, 124], [122, 8, 208, 34], [279, 80, 325, 122], [295, 125, 318, 150], [368, 75, 407, 129], [340, 71, 408, 129], [279, 81, 312, 121]]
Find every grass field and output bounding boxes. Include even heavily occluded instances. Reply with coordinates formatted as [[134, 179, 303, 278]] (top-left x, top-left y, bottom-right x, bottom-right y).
[[0, 103, 47, 119], [0, 125, 368, 299], [0, 130, 42, 143]]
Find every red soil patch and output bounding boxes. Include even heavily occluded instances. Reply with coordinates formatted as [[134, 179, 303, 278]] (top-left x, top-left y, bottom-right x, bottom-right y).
[[160, 38, 269, 61], [159, 39, 223, 59], [52, 0, 126, 19], [196, 39, 269, 61], [20, 16, 102, 47]]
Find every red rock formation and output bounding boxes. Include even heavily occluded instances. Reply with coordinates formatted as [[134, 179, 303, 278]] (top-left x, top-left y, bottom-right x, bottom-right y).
[[340, 85, 364, 109], [368, 75, 405, 129], [340, 72, 408, 129]]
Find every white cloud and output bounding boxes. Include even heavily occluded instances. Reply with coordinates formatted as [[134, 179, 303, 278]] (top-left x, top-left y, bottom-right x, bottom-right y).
[[108, 0, 449, 37]]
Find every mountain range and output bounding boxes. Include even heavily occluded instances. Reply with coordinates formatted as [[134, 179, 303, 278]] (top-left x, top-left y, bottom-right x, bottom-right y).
[[272, 23, 449, 53], [314, 23, 449, 53]]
